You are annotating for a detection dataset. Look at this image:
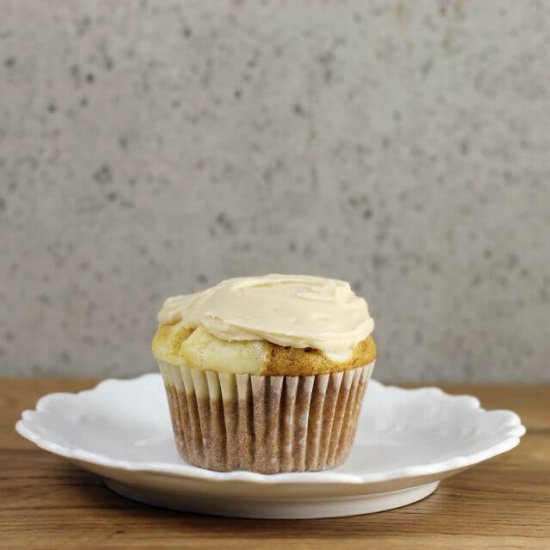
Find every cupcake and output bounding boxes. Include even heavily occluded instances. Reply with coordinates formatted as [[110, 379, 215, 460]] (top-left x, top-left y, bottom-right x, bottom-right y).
[[152, 274, 376, 474]]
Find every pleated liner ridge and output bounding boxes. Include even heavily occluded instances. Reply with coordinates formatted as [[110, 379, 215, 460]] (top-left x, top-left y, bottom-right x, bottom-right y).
[[158, 361, 375, 474]]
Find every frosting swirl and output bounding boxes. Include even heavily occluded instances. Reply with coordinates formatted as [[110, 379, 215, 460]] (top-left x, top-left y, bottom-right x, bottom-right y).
[[157, 274, 374, 361]]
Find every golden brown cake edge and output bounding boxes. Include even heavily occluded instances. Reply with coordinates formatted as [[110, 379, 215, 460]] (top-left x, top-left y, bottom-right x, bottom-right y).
[[152, 321, 376, 376]]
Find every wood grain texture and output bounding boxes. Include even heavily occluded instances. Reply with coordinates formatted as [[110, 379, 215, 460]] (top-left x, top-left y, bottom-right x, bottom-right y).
[[1, 378, 549, 549]]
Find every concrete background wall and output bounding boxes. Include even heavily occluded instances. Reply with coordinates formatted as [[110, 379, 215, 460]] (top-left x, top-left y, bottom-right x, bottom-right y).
[[1, 0, 549, 382]]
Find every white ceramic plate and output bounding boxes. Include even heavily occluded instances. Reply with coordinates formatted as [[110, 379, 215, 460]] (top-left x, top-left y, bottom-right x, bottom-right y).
[[16, 374, 525, 519]]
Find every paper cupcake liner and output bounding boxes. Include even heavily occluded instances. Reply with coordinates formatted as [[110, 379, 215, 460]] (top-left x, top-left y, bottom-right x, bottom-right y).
[[158, 360, 375, 473]]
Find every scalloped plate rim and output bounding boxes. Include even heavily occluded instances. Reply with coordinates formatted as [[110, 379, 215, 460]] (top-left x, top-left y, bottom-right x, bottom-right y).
[[15, 374, 526, 486]]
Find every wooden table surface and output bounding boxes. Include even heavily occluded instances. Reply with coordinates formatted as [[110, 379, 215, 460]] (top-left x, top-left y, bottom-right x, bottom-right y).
[[1, 378, 549, 549]]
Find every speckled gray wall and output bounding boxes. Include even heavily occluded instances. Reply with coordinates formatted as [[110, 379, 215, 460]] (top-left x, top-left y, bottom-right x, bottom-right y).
[[1, 0, 549, 381]]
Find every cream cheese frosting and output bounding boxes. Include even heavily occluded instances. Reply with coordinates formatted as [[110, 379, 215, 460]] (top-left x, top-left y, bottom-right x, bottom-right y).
[[157, 274, 374, 361]]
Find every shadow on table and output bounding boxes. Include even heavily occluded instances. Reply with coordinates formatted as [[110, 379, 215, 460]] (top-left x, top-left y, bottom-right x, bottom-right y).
[[66, 463, 463, 539]]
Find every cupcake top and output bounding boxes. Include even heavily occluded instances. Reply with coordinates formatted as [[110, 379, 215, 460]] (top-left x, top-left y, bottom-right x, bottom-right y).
[[153, 274, 376, 375]]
